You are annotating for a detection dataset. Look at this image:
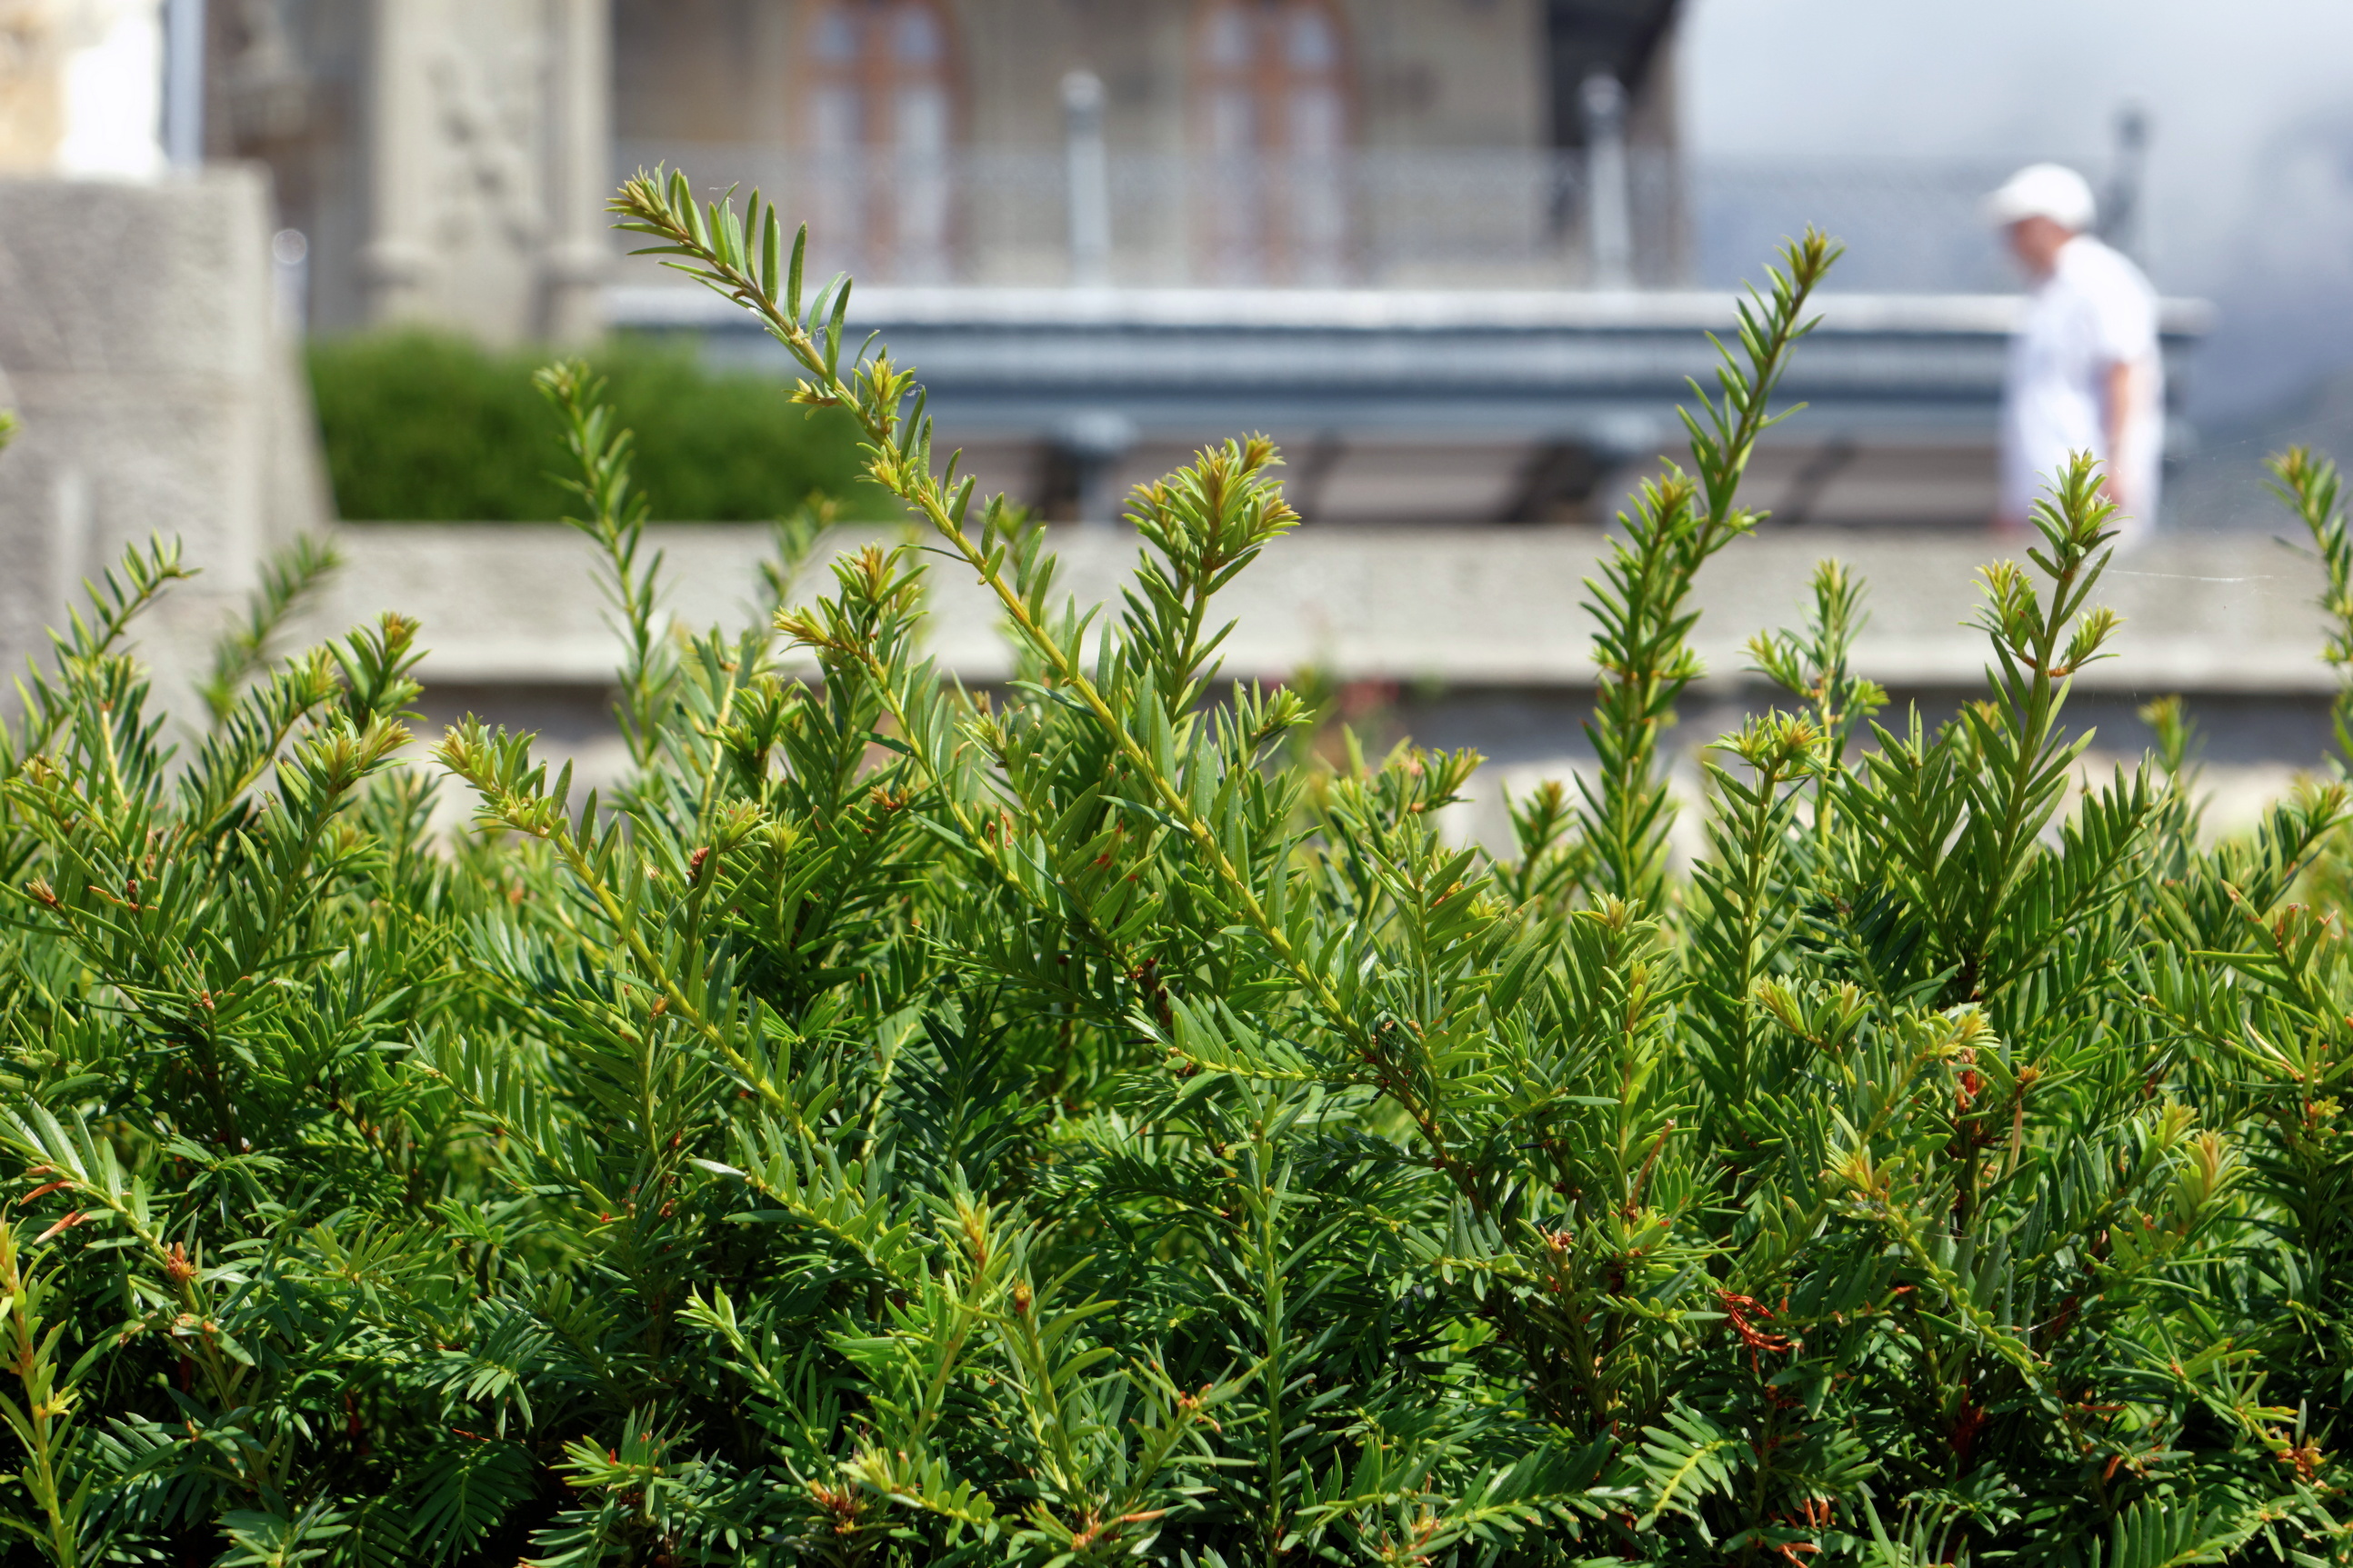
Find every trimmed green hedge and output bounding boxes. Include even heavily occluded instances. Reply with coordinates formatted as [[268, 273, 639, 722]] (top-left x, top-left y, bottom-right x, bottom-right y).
[[307, 332, 886, 522]]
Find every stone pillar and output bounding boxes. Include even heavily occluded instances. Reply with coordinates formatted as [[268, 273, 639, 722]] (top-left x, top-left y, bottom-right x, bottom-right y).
[[360, 0, 438, 322], [0, 0, 168, 178], [0, 167, 329, 720], [540, 0, 608, 345]]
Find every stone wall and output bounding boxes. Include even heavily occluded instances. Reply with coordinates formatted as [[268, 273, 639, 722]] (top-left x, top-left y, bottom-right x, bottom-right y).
[[0, 166, 328, 715]]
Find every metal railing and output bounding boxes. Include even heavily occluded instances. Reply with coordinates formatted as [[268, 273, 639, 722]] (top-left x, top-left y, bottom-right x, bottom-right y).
[[614, 142, 2047, 295], [614, 141, 1684, 290], [1692, 158, 2028, 294]]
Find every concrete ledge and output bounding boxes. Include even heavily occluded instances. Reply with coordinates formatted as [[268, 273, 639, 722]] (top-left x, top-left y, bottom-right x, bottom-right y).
[[298, 524, 2335, 699]]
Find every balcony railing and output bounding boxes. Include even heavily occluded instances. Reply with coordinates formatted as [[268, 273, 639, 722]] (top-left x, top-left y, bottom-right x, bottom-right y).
[[614, 144, 2081, 295], [614, 141, 1684, 290], [1692, 158, 2032, 294]]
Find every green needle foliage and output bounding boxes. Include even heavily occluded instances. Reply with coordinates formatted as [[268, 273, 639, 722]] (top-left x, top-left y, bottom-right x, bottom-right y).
[[5, 178, 2353, 1566]]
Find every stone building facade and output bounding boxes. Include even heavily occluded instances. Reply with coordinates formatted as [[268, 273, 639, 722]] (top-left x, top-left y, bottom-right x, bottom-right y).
[[191, 0, 609, 342], [608, 0, 1681, 291], [189, 0, 1681, 342]]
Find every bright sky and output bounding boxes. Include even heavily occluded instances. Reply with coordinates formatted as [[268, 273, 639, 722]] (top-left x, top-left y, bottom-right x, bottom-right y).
[[1685, 0, 2353, 415]]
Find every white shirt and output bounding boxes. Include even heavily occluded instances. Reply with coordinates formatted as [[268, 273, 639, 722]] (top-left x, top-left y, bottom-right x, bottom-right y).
[[2000, 235, 2164, 539]]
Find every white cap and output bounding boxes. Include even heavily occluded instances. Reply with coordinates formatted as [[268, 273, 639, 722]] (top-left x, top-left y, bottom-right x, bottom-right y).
[[1984, 163, 2097, 232]]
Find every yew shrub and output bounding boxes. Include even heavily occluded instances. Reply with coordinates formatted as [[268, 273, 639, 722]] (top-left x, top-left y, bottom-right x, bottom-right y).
[[5, 179, 2353, 1566]]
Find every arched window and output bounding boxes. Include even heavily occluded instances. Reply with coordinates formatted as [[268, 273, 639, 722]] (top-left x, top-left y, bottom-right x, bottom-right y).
[[1193, 0, 1351, 283], [798, 0, 958, 280]]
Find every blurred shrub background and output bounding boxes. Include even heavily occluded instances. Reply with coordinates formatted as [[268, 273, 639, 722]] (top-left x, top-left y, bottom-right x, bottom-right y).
[[307, 333, 886, 522]]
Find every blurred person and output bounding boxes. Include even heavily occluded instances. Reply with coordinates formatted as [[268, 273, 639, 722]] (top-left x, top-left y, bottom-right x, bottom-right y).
[[1986, 163, 2164, 542]]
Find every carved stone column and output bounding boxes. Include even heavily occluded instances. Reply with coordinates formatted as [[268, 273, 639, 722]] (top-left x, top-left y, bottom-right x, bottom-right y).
[[540, 0, 606, 345], [362, 0, 594, 342]]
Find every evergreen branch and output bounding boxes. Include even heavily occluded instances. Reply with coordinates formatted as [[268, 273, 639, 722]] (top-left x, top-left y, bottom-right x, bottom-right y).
[[199, 534, 343, 728], [607, 173, 1363, 1059], [2272, 445, 2353, 764], [1578, 231, 1841, 910]]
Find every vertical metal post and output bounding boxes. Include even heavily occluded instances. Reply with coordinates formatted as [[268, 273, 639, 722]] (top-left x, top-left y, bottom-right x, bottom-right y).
[[1580, 72, 1632, 290], [1056, 410, 1137, 527], [1062, 69, 1111, 288], [2102, 104, 2150, 263], [164, 0, 207, 169]]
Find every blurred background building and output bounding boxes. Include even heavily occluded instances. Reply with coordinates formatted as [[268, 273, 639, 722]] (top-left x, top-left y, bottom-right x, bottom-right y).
[[169, 0, 2201, 529], [202, 0, 1687, 324]]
